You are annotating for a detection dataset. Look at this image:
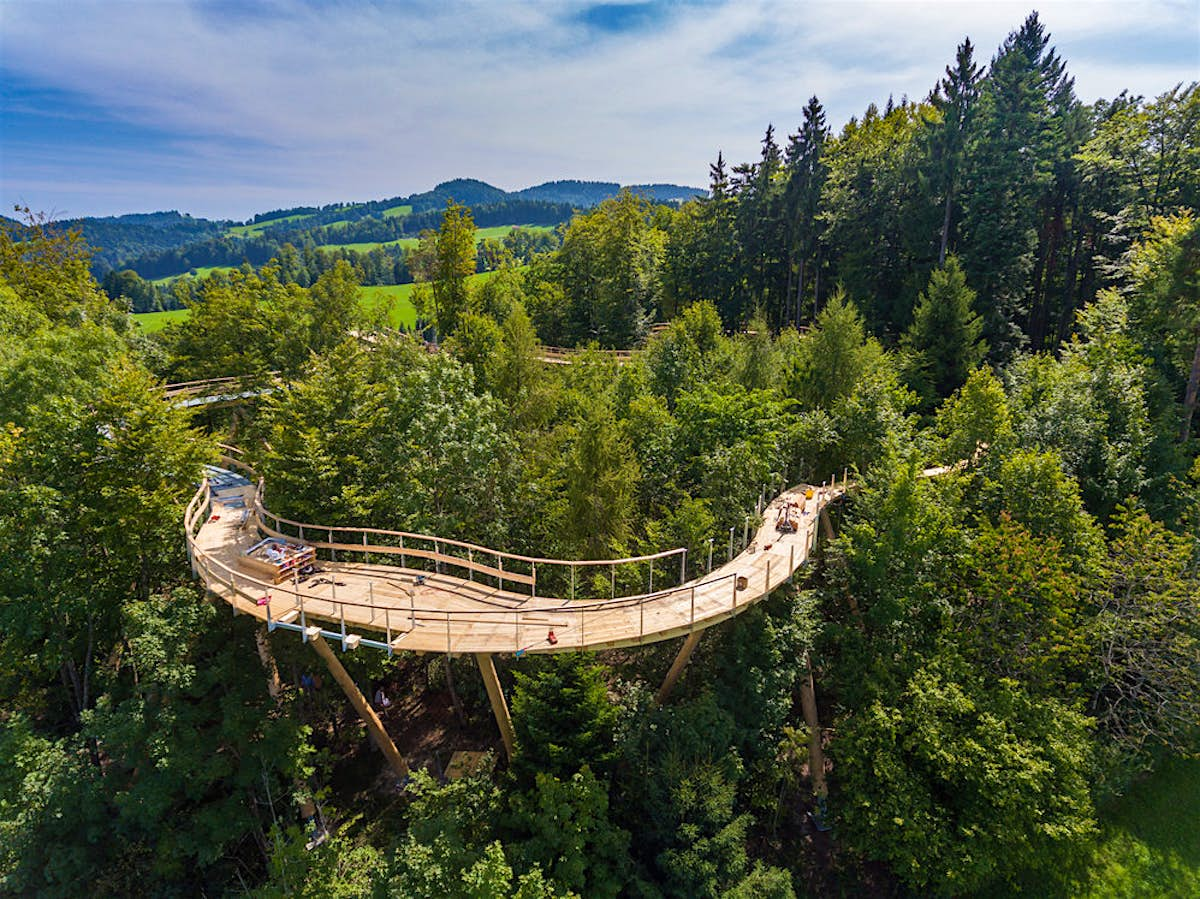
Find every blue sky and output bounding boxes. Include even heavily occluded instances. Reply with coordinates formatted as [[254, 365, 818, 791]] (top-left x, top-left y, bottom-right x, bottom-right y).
[[2, 0, 1197, 221]]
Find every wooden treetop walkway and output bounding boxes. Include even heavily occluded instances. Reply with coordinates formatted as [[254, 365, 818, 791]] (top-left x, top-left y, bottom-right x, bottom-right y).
[[187, 457, 843, 655]]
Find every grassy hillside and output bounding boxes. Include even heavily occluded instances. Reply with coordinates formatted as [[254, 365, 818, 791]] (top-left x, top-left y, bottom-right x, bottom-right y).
[[131, 308, 191, 333], [317, 224, 553, 254], [132, 268, 516, 333], [360, 283, 418, 327], [1075, 758, 1200, 897], [227, 213, 315, 236], [150, 265, 236, 285]]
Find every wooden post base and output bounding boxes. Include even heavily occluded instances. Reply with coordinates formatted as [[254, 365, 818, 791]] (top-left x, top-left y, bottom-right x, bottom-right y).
[[475, 653, 515, 760], [799, 652, 827, 798], [655, 630, 703, 705], [307, 628, 408, 779]]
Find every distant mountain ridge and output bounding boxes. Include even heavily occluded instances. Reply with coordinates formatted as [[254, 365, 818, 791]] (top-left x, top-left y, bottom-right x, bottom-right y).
[[38, 177, 706, 276]]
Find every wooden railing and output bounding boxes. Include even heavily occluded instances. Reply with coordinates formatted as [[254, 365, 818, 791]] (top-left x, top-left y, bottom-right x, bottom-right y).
[[184, 457, 822, 654]]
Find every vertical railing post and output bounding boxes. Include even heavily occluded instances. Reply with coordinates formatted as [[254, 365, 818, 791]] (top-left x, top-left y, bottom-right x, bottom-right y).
[[611, 564, 616, 599], [690, 586, 695, 628], [300, 594, 307, 635], [386, 608, 391, 653], [329, 528, 335, 563], [707, 539, 714, 572], [368, 581, 375, 624], [729, 527, 735, 561], [400, 535, 406, 568], [680, 550, 686, 585], [570, 565, 575, 601], [468, 548, 473, 582], [743, 516, 750, 548]]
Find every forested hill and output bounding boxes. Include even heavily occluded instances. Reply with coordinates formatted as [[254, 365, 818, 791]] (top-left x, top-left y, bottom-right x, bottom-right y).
[[36, 211, 230, 273], [55, 177, 705, 278]]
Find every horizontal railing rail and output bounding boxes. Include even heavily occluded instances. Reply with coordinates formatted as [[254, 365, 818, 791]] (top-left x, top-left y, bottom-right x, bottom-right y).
[[184, 469, 823, 652]]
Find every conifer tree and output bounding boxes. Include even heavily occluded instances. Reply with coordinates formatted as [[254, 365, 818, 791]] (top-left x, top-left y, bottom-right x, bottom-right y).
[[929, 39, 982, 265], [901, 256, 986, 406], [959, 13, 1076, 360], [784, 97, 830, 323]]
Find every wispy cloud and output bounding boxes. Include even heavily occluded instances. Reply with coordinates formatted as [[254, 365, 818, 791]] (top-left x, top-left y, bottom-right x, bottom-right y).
[[1, 0, 1196, 219]]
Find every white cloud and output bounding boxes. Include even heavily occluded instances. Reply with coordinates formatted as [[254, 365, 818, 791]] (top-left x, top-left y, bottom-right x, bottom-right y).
[[1, 0, 1196, 218]]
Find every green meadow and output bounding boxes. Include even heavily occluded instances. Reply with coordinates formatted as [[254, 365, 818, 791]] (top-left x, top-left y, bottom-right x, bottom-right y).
[[226, 213, 314, 237], [317, 223, 553, 254], [1075, 758, 1200, 898], [130, 308, 191, 333], [151, 265, 236, 286], [132, 269, 516, 333]]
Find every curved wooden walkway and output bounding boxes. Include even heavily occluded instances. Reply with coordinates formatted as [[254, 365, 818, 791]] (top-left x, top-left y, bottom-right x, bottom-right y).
[[188, 458, 844, 656]]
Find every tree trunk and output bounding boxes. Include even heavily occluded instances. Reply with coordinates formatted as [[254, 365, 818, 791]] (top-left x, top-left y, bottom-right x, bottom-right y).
[[1181, 330, 1200, 442], [444, 654, 467, 726], [939, 192, 952, 266], [799, 653, 827, 798], [813, 258, 822, 318], [796, 257, 806, 325]]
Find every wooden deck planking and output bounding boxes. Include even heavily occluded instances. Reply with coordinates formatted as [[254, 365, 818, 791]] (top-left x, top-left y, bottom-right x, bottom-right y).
[[190, 474, 835, 655]]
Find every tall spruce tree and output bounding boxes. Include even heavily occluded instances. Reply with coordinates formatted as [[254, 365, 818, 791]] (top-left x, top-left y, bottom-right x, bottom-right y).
[[959, 13, 1076, 360], [784, 97, 831, 324], [929, 39, 982, 265], [901, 256, 986, 407]]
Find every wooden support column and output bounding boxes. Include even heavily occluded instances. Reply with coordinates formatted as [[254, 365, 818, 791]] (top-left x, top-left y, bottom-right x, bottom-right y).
[[255, 625, 283, 701], [655, 630, 703, 705], [307, 628, 408, 779], [799, 652, 827, 798], [819, 506, 835, 541], [475, 653, 515, 760]]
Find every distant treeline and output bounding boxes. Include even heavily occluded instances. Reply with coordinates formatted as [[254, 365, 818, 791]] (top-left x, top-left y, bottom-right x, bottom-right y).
[[60, 212, 228, 273], [119, 198, 573, 284], [103, 220, 560, 313]]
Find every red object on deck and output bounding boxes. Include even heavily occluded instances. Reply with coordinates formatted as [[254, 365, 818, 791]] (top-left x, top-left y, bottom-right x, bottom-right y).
[[547, 629, 558, 645]]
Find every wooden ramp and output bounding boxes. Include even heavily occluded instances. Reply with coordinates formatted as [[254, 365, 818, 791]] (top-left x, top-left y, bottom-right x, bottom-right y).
[[187, 459, 843, 656]]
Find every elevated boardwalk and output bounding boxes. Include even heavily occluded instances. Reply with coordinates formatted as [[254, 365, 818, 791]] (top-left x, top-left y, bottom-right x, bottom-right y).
[[187, 459, 842, 656]]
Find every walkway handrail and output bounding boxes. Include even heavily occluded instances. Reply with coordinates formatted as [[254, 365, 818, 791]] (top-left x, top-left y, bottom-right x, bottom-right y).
[[185, 474, 767, 623], [230, 457, 690, 596], [185, 458, 838, 652]]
